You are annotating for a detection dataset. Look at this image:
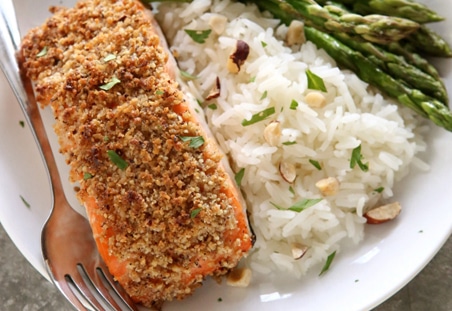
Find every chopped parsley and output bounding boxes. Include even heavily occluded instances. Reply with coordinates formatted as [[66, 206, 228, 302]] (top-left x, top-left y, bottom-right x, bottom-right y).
[[306, 69, 327, 92], [184, 29, 212, 44], [241, 107, 275, 126], [261, 41, 268, 48], [290, 99, 299, 110], [103, 54, 116, 62], [99, 77, 121, 91], [107, 150, 128, 170], [289, 186, 295, 195], [282, 141, 297, 146], [373, 186, 384, 193], [207, 103, 218, 110], [309, 159, 322, 170], [190, 208, 202, 218], [180, 70, 198, 80], [83, 172, 93, 180], [249, 76, 256, 83], [234, 168, 245, 187], [19, 120, 25, 128], [271, 198, 323, 213], [36, 46, 48, 58], [319, 251, 336, 276], [20, 195, 30, 209], [179, 136, 205, 149], [155, 89, 164, 95], [260, 90, 268, 100], [350, 144, 369, 172]]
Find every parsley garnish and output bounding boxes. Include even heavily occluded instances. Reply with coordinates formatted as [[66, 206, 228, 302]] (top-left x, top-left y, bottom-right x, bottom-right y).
[[107, 150, 128, 170], [179, 136, 205, 149], [103, 54, 116, 62], [289, 186, 295, 195], [207, 103, 218, 110], [290, 99, 299, 110], [309, 159, 322, 170], [350, 144, 369, 172], [180, 70, 198, 80], [271, 198, 323, 213], [36, 46, 48, 58], [249, 76, 256, 83], [234, 168, 245, 187], [282, 141, 297, 146], [306, 69, 327, 92], [184, 29, 212, 44], [241, 107, 275, 126], [190, 208, 202, 218], [373, 187, 384, 193], [260, 90, 268, 100], [155, 89, 164, 95], [319, 251, 336, 276], [20, 195, 30, 209], [261, 41, 268, 47], [19, 120, 25, 128], [100, 77, 121, 91], [83, 173, 93, 180]]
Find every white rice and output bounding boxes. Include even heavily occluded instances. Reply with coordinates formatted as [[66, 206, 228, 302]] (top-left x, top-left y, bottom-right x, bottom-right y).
[[155, 0, 429, 278]]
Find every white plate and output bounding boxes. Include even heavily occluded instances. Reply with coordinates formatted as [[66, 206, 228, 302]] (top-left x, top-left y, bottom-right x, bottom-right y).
[[1, 0, 451, 310]]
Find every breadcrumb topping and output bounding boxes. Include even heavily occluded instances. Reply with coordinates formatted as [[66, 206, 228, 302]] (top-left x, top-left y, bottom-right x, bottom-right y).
[[19, 0, 252, 307]]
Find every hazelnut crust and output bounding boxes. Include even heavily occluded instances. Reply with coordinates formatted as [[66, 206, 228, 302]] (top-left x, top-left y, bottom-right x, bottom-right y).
[[19, 0, 252, 307]]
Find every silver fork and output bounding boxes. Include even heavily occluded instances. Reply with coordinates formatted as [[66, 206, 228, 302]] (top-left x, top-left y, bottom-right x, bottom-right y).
[[0, 3, 138, 311]]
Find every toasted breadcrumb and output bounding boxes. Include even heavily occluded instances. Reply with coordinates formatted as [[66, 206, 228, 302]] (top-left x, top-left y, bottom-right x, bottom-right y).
[[19, 0, 252, 307]]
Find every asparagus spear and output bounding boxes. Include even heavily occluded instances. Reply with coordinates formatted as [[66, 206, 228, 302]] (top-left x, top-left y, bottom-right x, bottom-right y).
[[283, 0, 420, 45], [349, 0, 444, 24], [406, 25, 452, 58], [303, 26, 452, 130]]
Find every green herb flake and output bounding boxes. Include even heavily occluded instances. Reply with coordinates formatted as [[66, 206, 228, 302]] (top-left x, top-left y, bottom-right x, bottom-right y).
[[282, 141, 297, 146], [309, 159, 322, 170], [103, 136, 110, 142], [241, 107, 275, 126], [196, 99, 203, 107], [179, 136, 205, 149], [20, 195, 30, 209], [180, 70, 198, 80], [234, 168, 245, 187], [319, 251, 336, 276], [103, 54, 116, 62], [99, 77, 121, 91], [36, 46, 48, 58], [306, 69, 327, 92], [260, 90, 268, 100], [107, 150, 128, 170], [261, 41, 268, 48], [350, 144, 369, 172], [290, 99, 299, 110], [289, 186, 295, 195], [19, 120, 25, 128], [83, 172, 94, 180], [249, 76, 256, 83], [155, 89, 164, 95], [207, 103, 218, 110], [190, 208, 202, 218], [184, 29, 212, 44], [271, 198, 323, 213], [373, 186, 384, 193]]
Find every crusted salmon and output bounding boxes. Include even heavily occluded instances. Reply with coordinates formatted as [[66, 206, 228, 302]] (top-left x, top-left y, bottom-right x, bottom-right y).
[[19, 0, 253, 308]]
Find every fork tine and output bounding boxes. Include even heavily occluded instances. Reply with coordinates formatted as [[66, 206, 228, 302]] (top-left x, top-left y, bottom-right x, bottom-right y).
[[81, 257, 134, 311], [97, 261, 140, 311], [70, 267, 109, 311], [49, 273, 90, 311]]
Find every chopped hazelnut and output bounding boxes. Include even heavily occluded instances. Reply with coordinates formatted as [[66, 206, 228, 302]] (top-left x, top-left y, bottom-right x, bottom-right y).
[[209, 14, 228, 35], [205, 76, 221, 100], [263, 121, 281, 146], [364, 202, 401, 224], [227, 40, 250, 74], [291, 242, 308, 260], [279, 161, 297, 183], [286, 20, 306, 46], [305, 91, 326, 108], [226, 267, 252, 287], [315, 177, 340, 196]]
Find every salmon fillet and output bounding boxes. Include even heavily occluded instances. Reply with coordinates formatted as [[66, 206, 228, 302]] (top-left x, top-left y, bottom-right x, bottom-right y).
[[19, 0, 253, 307]]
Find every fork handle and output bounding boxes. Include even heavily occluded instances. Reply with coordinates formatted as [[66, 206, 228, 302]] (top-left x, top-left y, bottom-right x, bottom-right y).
[[0, 6, 67, 204]]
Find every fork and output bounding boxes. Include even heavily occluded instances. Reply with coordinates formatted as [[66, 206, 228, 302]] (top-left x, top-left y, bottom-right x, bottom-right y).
[[0, 3, 138, 311]]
